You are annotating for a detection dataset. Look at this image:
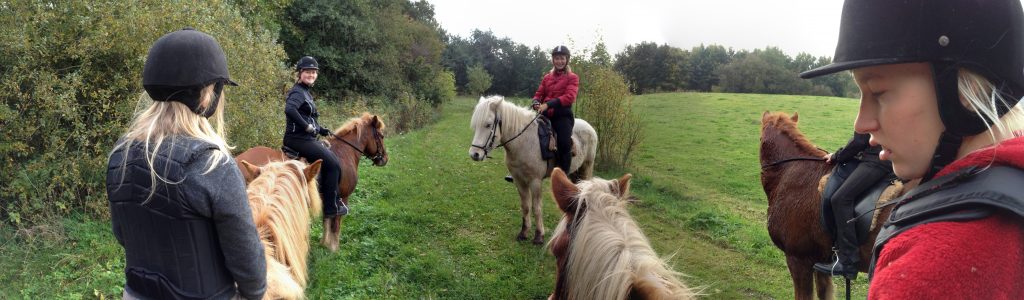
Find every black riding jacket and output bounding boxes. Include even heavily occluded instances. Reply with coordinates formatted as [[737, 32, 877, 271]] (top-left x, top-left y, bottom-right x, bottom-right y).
[[284, 82, 323, 140], [107, 136, 266, 300]]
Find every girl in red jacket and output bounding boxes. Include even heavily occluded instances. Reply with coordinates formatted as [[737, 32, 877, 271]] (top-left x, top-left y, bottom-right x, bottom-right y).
[[533, 45, 579, 177], [800, 0, 1024, 298]]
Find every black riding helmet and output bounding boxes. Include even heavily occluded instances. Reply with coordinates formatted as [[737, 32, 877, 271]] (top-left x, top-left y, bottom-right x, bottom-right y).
[[551, 45, 571, 58], [800, 0, 1024, 181], [143, 28, 237, 118], [296, 56, 319, 71]]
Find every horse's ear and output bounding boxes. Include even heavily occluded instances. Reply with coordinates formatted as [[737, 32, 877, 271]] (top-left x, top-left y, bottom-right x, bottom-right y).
[[791, 111, 799, 123], [616, 173, 633, 198], [239, 160, 261, 184], [762, 110, 770, 121], [304, 159, 323, 183], [371, 115, 379, 126], [551, 168, 579, 213], [479, 96, 487, 103]]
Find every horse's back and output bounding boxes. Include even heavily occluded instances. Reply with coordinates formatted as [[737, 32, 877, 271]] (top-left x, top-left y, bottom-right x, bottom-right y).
[[236, 146, 287, 167]]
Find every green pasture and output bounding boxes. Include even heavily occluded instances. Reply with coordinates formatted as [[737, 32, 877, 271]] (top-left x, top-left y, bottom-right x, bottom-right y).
[[1, 92, 867, 299]]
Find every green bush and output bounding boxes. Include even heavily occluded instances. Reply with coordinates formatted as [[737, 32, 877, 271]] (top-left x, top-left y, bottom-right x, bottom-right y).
[[573, 61, 645, 170], [0, 1, 290, 228], [465, 64, 493, 96]]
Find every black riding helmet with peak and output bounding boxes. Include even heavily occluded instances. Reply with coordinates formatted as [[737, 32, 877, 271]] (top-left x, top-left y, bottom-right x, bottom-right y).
[[800, 0, 1024, 181], [143, 28, 238, 118], [551, 45, 571, 58], [296, 56, 319, 71]]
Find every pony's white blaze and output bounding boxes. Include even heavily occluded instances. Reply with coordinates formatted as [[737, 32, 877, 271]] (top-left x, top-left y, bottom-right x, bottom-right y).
[[467, 95, 598, 244]]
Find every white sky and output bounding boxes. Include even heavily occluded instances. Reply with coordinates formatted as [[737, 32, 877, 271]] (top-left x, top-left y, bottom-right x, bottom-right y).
[[428, 0, 844, 58]]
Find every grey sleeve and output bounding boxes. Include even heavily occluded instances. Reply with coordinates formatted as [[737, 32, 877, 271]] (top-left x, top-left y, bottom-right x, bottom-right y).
[[185, 153, 267, 300]]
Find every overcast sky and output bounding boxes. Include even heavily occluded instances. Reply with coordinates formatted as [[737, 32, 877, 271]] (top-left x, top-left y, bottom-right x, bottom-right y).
[[428, 0, 845, 58]]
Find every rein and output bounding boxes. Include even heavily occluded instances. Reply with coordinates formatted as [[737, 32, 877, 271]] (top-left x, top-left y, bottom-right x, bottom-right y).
[[761, 156, 826, 169]]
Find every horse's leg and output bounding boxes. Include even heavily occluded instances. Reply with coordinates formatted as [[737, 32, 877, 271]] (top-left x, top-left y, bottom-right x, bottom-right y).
[[330, 216, 343, 252], [530, 178, 545, 245], [515, 181, 532, 241], [321, 217, 331, 249], [814, 270, 835, 300], [786, 255, 815, 300]]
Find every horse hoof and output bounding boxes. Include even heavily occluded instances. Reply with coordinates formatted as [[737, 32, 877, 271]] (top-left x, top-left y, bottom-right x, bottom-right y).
[[532, 236, 544, 245], [516, 233, 528, 241]]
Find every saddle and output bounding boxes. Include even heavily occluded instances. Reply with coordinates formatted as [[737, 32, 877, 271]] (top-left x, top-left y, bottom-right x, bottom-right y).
[[819, 160, 901, 245], [280, 140, 330, 161], [537, 116, 576, 162]]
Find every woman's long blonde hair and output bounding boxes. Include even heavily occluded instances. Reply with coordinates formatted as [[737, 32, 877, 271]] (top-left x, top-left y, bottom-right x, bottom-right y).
[[958, 69, 1024, 142], [111, 84, 232, 196]]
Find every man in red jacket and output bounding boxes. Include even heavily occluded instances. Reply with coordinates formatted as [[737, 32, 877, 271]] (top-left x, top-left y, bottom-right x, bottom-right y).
[[533, 45, 579, 177], [799, 0, 1024, 298]]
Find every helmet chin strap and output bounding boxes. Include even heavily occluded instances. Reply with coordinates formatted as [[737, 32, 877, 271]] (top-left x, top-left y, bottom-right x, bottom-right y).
[[923, 62, 967, 182]]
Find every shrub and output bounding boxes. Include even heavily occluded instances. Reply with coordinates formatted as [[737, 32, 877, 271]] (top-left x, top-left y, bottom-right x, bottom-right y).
[[0, 0, 290, 228], [573, 62, 645, 170], [465, 64, 493, 96]]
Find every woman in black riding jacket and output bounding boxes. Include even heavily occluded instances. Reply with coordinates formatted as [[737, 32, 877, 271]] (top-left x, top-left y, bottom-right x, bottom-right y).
[[107, 28, 265, 300], [816, 132, 893, 278], [283, 56, 346, 217]]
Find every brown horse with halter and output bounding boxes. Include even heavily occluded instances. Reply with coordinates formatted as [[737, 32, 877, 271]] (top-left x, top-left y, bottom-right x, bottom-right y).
[[547, 168, 697, 300], [759, 111, 906, 300], [236, 112, 388, 252]]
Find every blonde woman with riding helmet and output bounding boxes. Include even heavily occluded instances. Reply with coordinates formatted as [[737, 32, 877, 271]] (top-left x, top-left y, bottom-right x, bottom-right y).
[[801, 0, 1024, 298], [107, 28, 265, 300]]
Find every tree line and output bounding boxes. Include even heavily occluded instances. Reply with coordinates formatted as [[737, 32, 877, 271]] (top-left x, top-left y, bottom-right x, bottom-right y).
[[442, 38, 857, 98]]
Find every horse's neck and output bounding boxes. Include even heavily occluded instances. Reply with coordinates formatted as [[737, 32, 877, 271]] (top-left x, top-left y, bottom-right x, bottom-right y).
[[496, 102, 535, 151], [331, 132, 363, 167]]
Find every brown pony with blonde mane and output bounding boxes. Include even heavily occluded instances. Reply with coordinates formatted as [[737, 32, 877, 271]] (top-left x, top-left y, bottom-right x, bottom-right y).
[[548, 168, 697, 300], [235, 112, 388, 252], [759, 111, 902, 300], [238, 159, 323, 300]]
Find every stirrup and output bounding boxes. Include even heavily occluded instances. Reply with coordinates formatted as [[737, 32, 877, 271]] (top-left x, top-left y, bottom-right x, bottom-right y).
[[504, 175, 514, 183]]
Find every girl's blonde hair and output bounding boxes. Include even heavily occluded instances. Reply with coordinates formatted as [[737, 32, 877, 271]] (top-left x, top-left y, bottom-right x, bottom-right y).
[[958, 69, 1024, 142], [111, 84, 232, 198]]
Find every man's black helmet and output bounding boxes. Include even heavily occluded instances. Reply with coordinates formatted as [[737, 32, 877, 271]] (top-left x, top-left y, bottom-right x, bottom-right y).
[[801, 0, 1024, 181], [296, 56, 319, 71], [143, 28, 237, 116], [551, 45, 571, 58]]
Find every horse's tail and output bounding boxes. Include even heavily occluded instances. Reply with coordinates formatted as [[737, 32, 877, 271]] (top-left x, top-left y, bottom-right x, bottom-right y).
[[573, 118, 598, 180]]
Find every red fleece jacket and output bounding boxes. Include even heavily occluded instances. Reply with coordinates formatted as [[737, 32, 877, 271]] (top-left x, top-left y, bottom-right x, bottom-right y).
[[869, 136, 1024, 299]]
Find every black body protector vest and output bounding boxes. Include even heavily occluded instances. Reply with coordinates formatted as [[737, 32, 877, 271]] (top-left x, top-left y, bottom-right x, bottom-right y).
[[107, 139, 235, 299], [869, 166, 1024, 278]]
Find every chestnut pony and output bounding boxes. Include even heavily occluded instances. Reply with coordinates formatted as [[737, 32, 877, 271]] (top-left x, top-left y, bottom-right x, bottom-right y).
[[759, 111, 902, 300], [236, 112, 388, 251], [238, 159, 322, 300], [548, 168, 697, 300]]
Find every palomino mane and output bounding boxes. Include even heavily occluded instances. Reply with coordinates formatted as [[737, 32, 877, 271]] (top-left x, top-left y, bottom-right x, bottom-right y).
[[247, 160, 322, 290], [550, 178, 696, 300], [762, 112, 826, 156], [333, 112, 386, 141], [471, 95, 537, 133]]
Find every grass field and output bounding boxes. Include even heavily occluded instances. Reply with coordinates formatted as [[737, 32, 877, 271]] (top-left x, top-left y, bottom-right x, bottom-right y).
[[1, 92, 866, 299]]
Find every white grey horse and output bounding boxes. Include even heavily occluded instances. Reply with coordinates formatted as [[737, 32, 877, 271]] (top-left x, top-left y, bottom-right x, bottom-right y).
[[468, 95, 598, 244]]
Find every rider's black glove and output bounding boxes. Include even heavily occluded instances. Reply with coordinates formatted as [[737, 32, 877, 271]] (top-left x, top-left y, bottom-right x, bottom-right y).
[[318, 127, 332, 137]]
